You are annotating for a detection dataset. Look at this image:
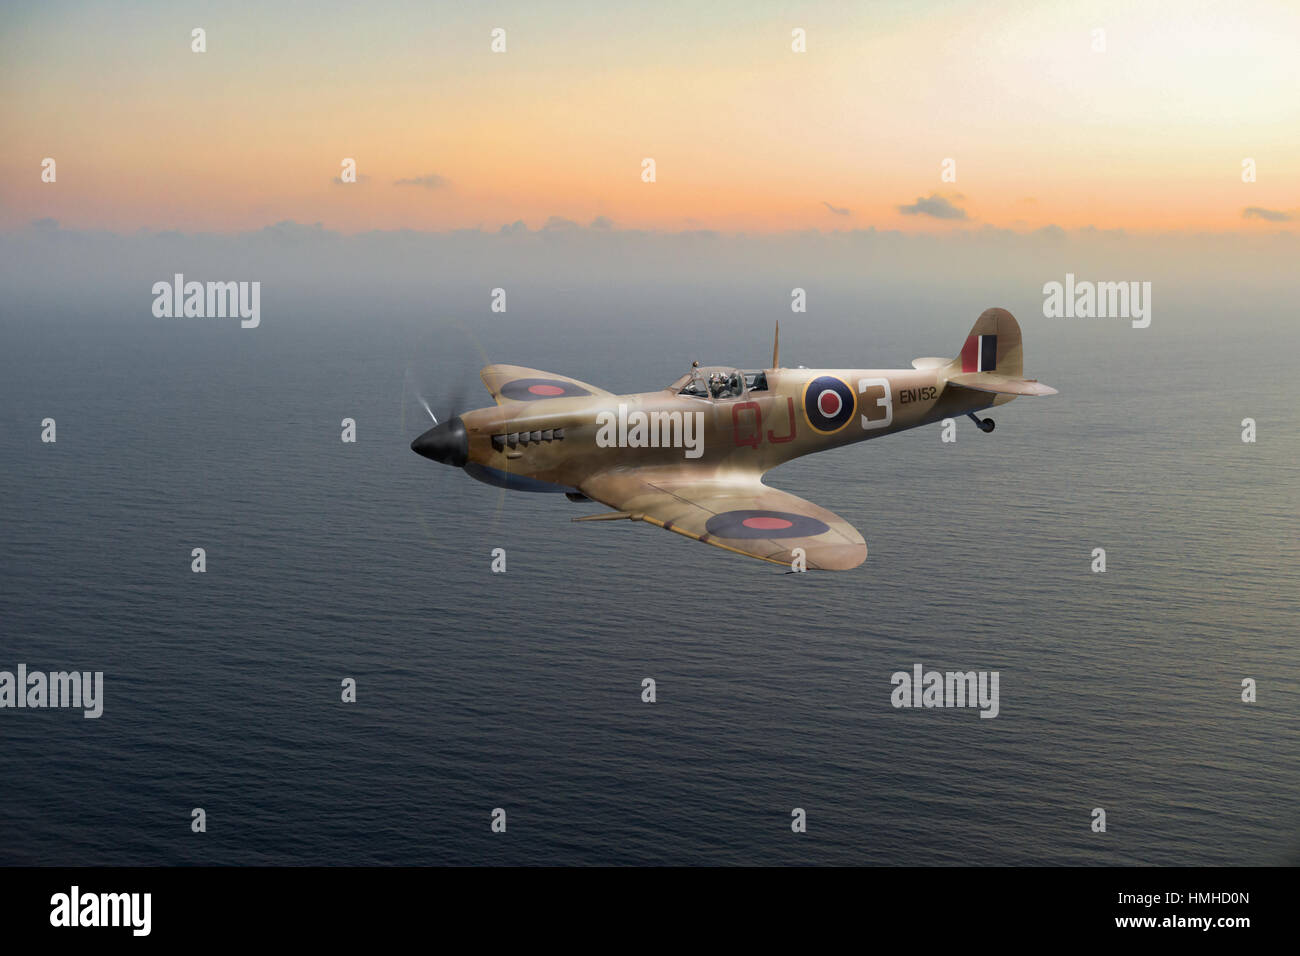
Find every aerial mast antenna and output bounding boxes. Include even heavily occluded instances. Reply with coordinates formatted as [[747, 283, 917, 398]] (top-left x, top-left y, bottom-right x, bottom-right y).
[[771, 321, 780, 368]]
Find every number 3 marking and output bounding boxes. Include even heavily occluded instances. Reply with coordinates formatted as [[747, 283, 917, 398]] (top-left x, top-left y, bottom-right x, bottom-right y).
[[858, 377, 893, 430]]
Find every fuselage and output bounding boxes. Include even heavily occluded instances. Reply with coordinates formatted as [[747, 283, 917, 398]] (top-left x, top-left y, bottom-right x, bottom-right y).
[[450, 366, 1008, 493]]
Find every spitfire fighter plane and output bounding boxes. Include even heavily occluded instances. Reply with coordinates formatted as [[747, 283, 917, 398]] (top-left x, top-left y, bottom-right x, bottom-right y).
[[411, 308, 1056, 570]]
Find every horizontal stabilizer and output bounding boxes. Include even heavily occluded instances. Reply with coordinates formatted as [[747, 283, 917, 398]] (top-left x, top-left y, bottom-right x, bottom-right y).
[[947, 372, 1058, 396], [911, 357, 950, 369]]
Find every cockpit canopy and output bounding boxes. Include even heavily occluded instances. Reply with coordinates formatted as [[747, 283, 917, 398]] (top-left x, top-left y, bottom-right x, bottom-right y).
[[675, 366, 768, 400]]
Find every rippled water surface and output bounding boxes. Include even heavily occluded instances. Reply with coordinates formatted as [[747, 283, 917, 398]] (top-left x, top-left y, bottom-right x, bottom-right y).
[[2, 282, 1296, 865]]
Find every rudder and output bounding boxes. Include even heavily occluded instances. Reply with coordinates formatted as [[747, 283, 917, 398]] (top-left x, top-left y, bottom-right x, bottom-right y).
[[954, 308, 1023, 379]]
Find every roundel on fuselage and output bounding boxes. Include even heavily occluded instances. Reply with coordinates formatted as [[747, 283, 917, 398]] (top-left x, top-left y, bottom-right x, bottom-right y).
[[801, 376, 856, 434]]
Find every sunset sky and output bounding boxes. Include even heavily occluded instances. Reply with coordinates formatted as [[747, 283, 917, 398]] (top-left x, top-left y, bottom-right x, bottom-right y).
[[3, 0, 1298, 234]]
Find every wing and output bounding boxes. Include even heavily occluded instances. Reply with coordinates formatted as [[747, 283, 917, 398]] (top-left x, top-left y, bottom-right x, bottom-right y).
[[577, 469, 867, 570], [480, 364, 613, 405]]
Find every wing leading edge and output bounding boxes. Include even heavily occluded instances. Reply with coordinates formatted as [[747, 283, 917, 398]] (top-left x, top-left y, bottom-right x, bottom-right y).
[[577, 469, 867, 570]]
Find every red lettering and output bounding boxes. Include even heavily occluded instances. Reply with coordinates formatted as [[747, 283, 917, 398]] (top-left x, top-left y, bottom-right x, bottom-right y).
[[732, 402, 762, 449], [766, 397, 797, 443]]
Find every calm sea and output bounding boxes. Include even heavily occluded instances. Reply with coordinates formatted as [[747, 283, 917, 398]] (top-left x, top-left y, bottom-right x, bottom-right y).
[[2, 277, 1296, 865]]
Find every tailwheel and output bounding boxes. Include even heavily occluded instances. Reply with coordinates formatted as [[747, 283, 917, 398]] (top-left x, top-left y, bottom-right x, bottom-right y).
[[967, 412, 995, 433]]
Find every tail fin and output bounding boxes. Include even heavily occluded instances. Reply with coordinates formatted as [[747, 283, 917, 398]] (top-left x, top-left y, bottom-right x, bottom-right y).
[[952, 307, 1023, 379], [945, 307, 1057, 396]]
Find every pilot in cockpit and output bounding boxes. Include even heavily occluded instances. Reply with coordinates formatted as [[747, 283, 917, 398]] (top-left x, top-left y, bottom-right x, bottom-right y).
[[707, 371, 743, 399]]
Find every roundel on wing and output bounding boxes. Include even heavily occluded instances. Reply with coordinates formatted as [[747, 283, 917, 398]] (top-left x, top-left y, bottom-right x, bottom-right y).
[[704, 510, 831, 539], [499, 378, 592, 401], [801, 376, 856, 434]]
